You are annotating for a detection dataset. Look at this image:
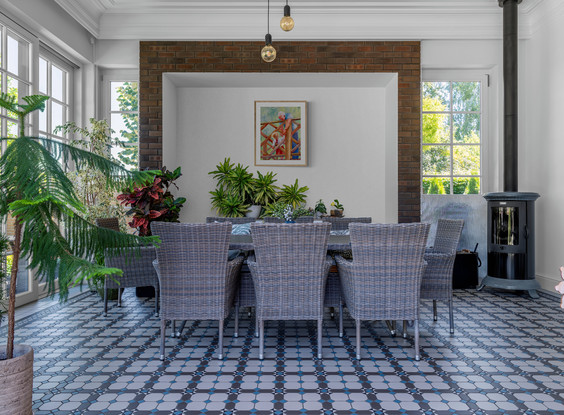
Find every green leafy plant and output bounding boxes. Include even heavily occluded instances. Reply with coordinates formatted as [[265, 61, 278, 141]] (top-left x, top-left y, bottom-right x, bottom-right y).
[[264, 201, 312, 220], [314, 199, 327, 215], [279, 179, 309, 209], [331, 199, 344, 210], [0, 93, 157, 360], [55, 118, 127, 230], [118, 167, 187, 236], [253, 171, 279, 206]]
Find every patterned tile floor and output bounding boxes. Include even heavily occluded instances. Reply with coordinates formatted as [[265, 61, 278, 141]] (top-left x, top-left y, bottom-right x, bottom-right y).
[[3, 289, 564, 414]]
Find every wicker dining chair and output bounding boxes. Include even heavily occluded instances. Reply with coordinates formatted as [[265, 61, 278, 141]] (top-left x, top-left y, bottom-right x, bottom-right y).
[[420, 218, 464, 334], [151, 222, 243, 361], [322, 217, 372, 231], [95, 218, 160, 317], [336, 223, 430, 361], [248, 222, 332, 359]]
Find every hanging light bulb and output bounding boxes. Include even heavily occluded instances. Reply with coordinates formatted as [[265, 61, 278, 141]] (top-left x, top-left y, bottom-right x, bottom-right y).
[[261, 34, 277, 62], [280, 1, 294, 32], [261, 0, 277, 62]]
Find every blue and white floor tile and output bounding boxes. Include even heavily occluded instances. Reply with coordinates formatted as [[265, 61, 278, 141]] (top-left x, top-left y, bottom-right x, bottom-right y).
[[3, 289, 564, 414]]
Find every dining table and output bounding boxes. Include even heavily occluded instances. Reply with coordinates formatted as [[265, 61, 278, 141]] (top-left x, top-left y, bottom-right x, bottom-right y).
[[229, 233, 351, 252]]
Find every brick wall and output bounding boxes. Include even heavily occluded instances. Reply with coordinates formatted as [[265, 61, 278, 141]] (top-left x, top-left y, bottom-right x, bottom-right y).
[[139, 41, 421, 222]]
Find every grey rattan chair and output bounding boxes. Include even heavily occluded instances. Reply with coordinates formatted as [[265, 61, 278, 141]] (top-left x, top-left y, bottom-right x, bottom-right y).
[[206, 217, 256, 224], [336, 223, 430, 361], [248, 222, 332, 359], [322, 217, 372, 231], [420, 219, 464, 334], [151, 222, 243, 361], [96, 218, 160, 317]]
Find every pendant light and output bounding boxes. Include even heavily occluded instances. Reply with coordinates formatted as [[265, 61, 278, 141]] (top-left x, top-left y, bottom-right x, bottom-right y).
[[261, 0, 277, 62], [280, 0, 295, 32]]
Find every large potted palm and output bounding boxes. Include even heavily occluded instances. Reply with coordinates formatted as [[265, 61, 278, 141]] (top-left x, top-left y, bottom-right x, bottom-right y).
[[0, 94, 156, 414]]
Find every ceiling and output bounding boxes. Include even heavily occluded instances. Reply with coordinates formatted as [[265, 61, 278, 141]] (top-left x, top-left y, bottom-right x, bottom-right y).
[[54, 0, 548, 40]]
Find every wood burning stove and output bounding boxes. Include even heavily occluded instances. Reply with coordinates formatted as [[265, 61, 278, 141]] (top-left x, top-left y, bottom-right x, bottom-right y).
[[480, 192, 539, 297], [478, 1, 541, 297]]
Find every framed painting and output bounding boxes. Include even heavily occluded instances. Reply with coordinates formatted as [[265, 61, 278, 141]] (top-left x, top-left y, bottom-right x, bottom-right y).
[[255, 100, 307, 166]]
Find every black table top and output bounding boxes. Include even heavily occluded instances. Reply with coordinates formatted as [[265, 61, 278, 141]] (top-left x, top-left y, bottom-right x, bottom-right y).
[[229, 234, 351, 251]]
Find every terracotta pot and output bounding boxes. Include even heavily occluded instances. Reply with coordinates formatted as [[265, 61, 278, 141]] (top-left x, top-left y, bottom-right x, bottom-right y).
[[0, 344, 34, 415]]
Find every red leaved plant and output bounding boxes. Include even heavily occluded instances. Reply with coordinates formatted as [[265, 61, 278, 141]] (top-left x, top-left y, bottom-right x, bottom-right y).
[[118, 167, 187, 236]]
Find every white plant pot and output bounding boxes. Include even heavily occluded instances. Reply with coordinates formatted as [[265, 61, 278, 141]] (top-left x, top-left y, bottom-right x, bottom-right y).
[[246, 205, 262, 218]]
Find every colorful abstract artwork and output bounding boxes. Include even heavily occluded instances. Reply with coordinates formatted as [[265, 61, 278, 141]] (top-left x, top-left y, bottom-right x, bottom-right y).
[[255, 101, 307, 166]]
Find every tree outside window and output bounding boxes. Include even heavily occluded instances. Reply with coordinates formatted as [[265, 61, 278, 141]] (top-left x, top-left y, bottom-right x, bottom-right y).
[[422, 81, 481, 195], [110, 81, 138, 170]]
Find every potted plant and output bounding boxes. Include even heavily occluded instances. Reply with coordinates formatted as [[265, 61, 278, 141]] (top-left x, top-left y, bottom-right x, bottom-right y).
[[0, 93, 156, 414], [314, 199, 327, 220], [263, 201, 312, 222], [330, 199, 344, 217], [117, 166, 187, 236], [55, 118, 128, 299], [209, 158, 279, 218]]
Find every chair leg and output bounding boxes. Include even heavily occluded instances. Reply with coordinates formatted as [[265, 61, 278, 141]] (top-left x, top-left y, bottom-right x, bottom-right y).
[[259, 320, 265, 360], [234, 305, 239, 338], [171, 320, 176, 338], [414, 319, 420, 361], [176, 321, 186, 338], [317, 319, 323, 359], [433, 300, 437, 321], [355, 319, 361, 360], [255, 312, 259, 338], [159, 319, 166, 361], [330, 307, 335, 319], [339, 303, 344, 338], [103, 286, 108, 317], [386, 320, 396, 337], [449, 298, 454, 334], [154, 286, 159, 317], [118, 288, 124, 307], [403, 320, 408, 339], [218, 320, 224, 360]]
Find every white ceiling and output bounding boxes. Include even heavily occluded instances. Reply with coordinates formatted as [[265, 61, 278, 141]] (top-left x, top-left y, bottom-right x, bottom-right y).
[[54, 0, 549, 40]]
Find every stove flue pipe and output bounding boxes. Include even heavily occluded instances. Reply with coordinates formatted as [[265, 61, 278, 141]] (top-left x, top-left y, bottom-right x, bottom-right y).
[[499, 0, 522, 192]]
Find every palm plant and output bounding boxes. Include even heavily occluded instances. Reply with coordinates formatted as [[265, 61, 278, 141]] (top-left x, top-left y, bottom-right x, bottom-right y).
[[253, 171, 279, 206], [0, 94, 156, 359]]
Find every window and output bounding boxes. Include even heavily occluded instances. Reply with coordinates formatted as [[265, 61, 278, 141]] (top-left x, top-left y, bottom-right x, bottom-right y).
[[422, 78, 483, 195], [0, 24, 32, 152], [38, 49, 73, 145], [109, 81, 138, 170]]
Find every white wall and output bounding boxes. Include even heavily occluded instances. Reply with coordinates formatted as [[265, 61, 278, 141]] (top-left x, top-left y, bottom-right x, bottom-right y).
[[163, 73, 398, 223], [521, 0, 564, 290]]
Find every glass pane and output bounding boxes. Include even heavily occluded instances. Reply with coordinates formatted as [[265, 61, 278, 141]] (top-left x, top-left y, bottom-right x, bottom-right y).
[[422, 145, 451, 175], [111, 81, 138, 112], [453, 177, 480, 195], [7, 35, 19, 76], [7, 77, 29, 120], [51, 102, 64, 134], [452, 81, 480, 112], [422, 82, 450, 111], [5, 255, 30, 295], [423, 114, 450, 144], [453, 145, 480, 175], [0, 26, 2, 67], [39, 57, 48, 94], [492, 207, 519, 245], [111, 112, 138, 170], [423, 177, 450, 195], [39, 106, 47, 132], [52, 65, 64, 101], [7, 120, 18, 146], [453, 113, 480, 143]]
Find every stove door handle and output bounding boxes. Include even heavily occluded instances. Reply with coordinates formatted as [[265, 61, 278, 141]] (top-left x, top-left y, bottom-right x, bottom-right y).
[[524, 224, 529, 240]]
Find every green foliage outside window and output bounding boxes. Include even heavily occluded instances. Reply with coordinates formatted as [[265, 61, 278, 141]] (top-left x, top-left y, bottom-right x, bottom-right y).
[[113, 82, 139, 170], [422, 81, 481, 195]]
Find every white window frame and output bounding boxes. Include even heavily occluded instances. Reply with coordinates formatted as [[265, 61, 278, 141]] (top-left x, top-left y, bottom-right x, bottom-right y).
[[102, 69, 139, 170], [422, 69, 492, 195], [38, 46, 75, 145]]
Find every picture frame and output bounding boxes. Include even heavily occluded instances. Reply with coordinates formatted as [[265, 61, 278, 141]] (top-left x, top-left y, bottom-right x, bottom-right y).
[[255, 100, 307, 166]]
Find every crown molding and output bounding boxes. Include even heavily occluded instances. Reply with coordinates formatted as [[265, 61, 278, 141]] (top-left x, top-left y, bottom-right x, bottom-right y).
[[54, 0, 546, 40]]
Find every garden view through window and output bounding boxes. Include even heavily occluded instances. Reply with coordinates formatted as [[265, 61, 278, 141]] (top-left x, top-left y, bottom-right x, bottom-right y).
[[422, 81, 481, 194], [110, 81, 139, 170]]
